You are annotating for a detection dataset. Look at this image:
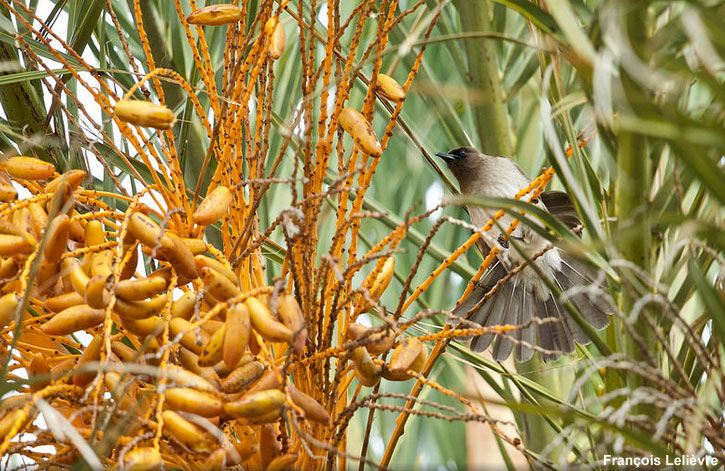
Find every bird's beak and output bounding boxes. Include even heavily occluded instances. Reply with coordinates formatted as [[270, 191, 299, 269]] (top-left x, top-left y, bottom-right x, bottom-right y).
[[435, 152, 457, 161]]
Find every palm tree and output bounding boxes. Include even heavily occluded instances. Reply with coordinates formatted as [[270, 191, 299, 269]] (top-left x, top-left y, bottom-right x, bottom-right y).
[[0, 0, 723, 469]]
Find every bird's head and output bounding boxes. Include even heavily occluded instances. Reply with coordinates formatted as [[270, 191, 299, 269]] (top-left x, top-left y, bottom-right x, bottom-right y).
[[435, 146, 487, 186], [435, 146, 478, 165]]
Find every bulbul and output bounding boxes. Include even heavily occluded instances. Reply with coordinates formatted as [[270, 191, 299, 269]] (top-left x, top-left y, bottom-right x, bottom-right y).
[[436, 146, 610, 361]]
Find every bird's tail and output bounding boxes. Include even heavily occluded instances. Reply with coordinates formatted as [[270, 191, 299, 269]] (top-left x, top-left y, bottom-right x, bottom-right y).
[[451, 254, 610, 362]]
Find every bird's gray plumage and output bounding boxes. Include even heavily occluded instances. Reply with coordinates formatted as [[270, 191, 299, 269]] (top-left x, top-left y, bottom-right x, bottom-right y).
[[437, 146, 611, 361]]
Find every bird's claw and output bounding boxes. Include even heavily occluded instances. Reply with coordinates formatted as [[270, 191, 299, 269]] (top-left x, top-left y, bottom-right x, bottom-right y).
[[473, 279, 495, 291], [497, 233, 509, 249]]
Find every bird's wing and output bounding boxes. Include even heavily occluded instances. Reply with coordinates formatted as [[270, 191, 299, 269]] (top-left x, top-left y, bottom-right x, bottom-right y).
[[540, 190, 581, 231], [451, 260, 507, 321]]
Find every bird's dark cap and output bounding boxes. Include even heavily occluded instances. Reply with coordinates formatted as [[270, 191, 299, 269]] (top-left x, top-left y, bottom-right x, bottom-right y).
[[435, 146, 478, 162]]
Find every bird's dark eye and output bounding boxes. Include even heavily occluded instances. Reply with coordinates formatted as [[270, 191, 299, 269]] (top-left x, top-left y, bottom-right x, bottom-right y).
[[450, 148, 465, 158]]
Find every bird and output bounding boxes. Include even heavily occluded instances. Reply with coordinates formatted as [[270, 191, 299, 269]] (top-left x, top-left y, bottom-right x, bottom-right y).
[[435, 146, 611, 362]]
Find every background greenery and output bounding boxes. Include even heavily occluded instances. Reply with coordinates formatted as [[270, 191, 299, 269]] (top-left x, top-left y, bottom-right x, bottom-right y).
[[1, 0, 724, 469]]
